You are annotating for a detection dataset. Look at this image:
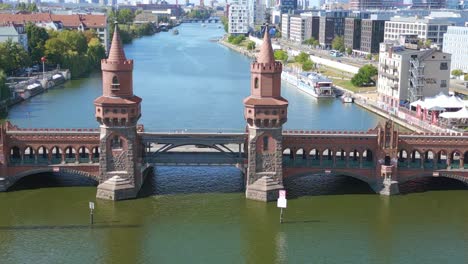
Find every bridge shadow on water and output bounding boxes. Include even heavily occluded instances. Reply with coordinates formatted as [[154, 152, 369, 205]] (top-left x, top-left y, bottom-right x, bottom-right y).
[[0, 223, 141, 231], [398, 177, 467, 194], [7, 172, 98, 192], [138, 166, 244, 197], [283, 174, 375, 199]]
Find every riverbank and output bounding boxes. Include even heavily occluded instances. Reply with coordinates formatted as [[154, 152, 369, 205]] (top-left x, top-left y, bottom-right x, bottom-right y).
[[219, 37, 461, 133], [218, 37, 256, 59], [5, 69, 71, 109]]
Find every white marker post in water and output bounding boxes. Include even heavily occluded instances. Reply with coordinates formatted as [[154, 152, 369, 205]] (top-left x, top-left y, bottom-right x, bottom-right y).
[[277, 190, 287, 224]]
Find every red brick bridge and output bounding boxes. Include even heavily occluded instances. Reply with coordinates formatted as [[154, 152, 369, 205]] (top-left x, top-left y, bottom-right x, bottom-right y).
[[0, 26, 467, 201]]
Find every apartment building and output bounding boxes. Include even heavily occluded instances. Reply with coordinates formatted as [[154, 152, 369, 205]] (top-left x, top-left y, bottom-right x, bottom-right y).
[[377, 36, 451, 113], [384, 16, 455, 47], [248, 0, 264, 28], [0, 13, 108, 50], [344, 17, 361, 51], [442, 26, 468, 73], [319, 17, 345, 48], [0, 24, 27, 50], [289, 15, 306, 43], [411, 0, 446, 9], [228, 1, 249, 35], [360, 19, 385, 54], [281, 13, 291, 40]]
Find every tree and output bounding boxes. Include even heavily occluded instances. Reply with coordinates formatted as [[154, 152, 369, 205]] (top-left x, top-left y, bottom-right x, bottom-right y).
[[346, 47, 352, 55], [117, 9, 135, 24], [294, 51, 309, 64], [464, 74, 468, 82], [44, 37, 67, 66], [366, 53, 372, 60], [246, 41, 256, 51], [0, 39, 30, 75], [221, 16, 228, 33], [25, 23, 49, 63], [451, 69, 464, 78], [351, 64, 378, 87], [58, 30, 88, 55], [274, 50, 288, 63], [302, 59, 314, 71], [87, 38, 106, 70], [331, 36, 345, 52], [0, 70, 10, 102], [303, 37, 317, 46]]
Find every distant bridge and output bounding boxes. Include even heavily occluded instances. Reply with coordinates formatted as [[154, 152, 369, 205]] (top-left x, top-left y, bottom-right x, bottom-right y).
[[181, 16, 220, 23]]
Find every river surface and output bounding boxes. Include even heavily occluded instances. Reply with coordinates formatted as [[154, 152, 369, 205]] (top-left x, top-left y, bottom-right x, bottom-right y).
[[1, 24, 467, 264]]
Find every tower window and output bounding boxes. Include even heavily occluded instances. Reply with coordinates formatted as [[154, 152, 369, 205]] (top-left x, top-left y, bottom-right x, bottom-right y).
[[254, 77, 259, 89], [111, 135, 123, 149], [263, 136, 269, 151], [111, 76, 120, 90]]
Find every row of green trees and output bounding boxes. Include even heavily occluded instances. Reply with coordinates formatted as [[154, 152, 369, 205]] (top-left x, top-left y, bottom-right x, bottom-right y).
[[227, 35, 246, 45], [16, 2, 38, 12], [186, 9, 213, 20], [25, 23, 106, 78], [107, 8, 157, 44]]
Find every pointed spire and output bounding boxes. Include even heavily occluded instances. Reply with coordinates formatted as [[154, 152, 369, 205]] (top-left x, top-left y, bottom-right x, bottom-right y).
[[107, 22, 127, 62], [256, 25, 275, 64]]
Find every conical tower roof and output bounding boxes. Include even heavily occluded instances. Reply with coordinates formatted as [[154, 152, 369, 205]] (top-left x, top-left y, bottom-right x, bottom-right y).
[[256, 26, 275, 64], [107, 23, 126, 62]]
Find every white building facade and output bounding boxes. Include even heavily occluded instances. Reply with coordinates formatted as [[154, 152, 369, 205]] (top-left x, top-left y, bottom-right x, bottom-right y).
[[289, 16, 306, 43], [384, 17, 455, 48], [443, 26, 468, 73], [377, 40, 451, 113], [228, 1, 249, 35]]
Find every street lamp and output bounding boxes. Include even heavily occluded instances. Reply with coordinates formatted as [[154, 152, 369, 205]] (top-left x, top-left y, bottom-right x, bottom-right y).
[[41, 56, 47, 80]]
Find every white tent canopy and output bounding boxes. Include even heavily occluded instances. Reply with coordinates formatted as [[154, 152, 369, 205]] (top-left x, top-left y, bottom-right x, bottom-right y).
[[410, 92, 465, 110], [439, 107, 468, 119]]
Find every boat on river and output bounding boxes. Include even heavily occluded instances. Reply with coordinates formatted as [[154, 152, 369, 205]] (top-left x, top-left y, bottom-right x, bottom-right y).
[[342, 94, 354, 103], [282, 70, 335, 98], [172, 29, 179, 35]]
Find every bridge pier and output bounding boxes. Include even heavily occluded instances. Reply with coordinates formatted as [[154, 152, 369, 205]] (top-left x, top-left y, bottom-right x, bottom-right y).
[[246, 175, 284, 201], [96, 175, 138, 200], [0, 177, 9, 192], [373, 178, 399, 196]]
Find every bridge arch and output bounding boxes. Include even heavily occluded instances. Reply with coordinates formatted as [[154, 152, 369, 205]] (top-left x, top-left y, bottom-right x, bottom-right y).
[[64, 146, 77, 163], [437, 150, 447, 168], [37, 146, 49, 163], [5, 167, 99, 191], [450, 150, 462, 168], [78, 146, 91, 163], [23, 146, 35, 164], [423, 150, 435, 168], [10, 146, 21, 163], [399, 171, 468, 186], [51, 146, 63, 164], [283, 170, 376, 194]]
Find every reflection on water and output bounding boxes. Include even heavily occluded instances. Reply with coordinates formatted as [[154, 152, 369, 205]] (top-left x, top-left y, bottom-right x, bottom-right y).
[[398, 177, 467, 194], [284, 174, 375, 198], [8, 172, 97, 191]]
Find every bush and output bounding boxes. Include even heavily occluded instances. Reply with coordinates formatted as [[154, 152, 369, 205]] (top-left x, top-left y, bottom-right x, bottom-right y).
[[351, 65, 378, 87], [302, 59, 314, 71], [274, 50, 288, 62], [247, 41, 256, 51]]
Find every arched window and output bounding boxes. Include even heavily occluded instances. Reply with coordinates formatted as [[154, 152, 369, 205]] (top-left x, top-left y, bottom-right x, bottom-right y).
[[111, 76, 120, 90], [254, 77, 259, 89], [111, 135, 123, 149], [263, 136, 269, 151]]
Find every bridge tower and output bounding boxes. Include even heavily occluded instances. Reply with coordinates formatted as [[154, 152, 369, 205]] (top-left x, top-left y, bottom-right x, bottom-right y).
[[375, 120, 399, 195], [243, 28, 288, 201], [94, 23, 143, 200]]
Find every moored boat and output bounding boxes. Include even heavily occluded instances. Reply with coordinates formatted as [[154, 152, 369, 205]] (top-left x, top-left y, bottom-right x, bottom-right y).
[[342, 94, 354, 103]]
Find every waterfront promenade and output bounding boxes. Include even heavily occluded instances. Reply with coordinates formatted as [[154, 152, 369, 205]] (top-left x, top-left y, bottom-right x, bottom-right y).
[[220, 36, 463, 134]]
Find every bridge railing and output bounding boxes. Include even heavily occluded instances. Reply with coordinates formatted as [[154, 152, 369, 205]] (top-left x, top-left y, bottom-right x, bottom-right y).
[[143, 156, 244, 165]]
